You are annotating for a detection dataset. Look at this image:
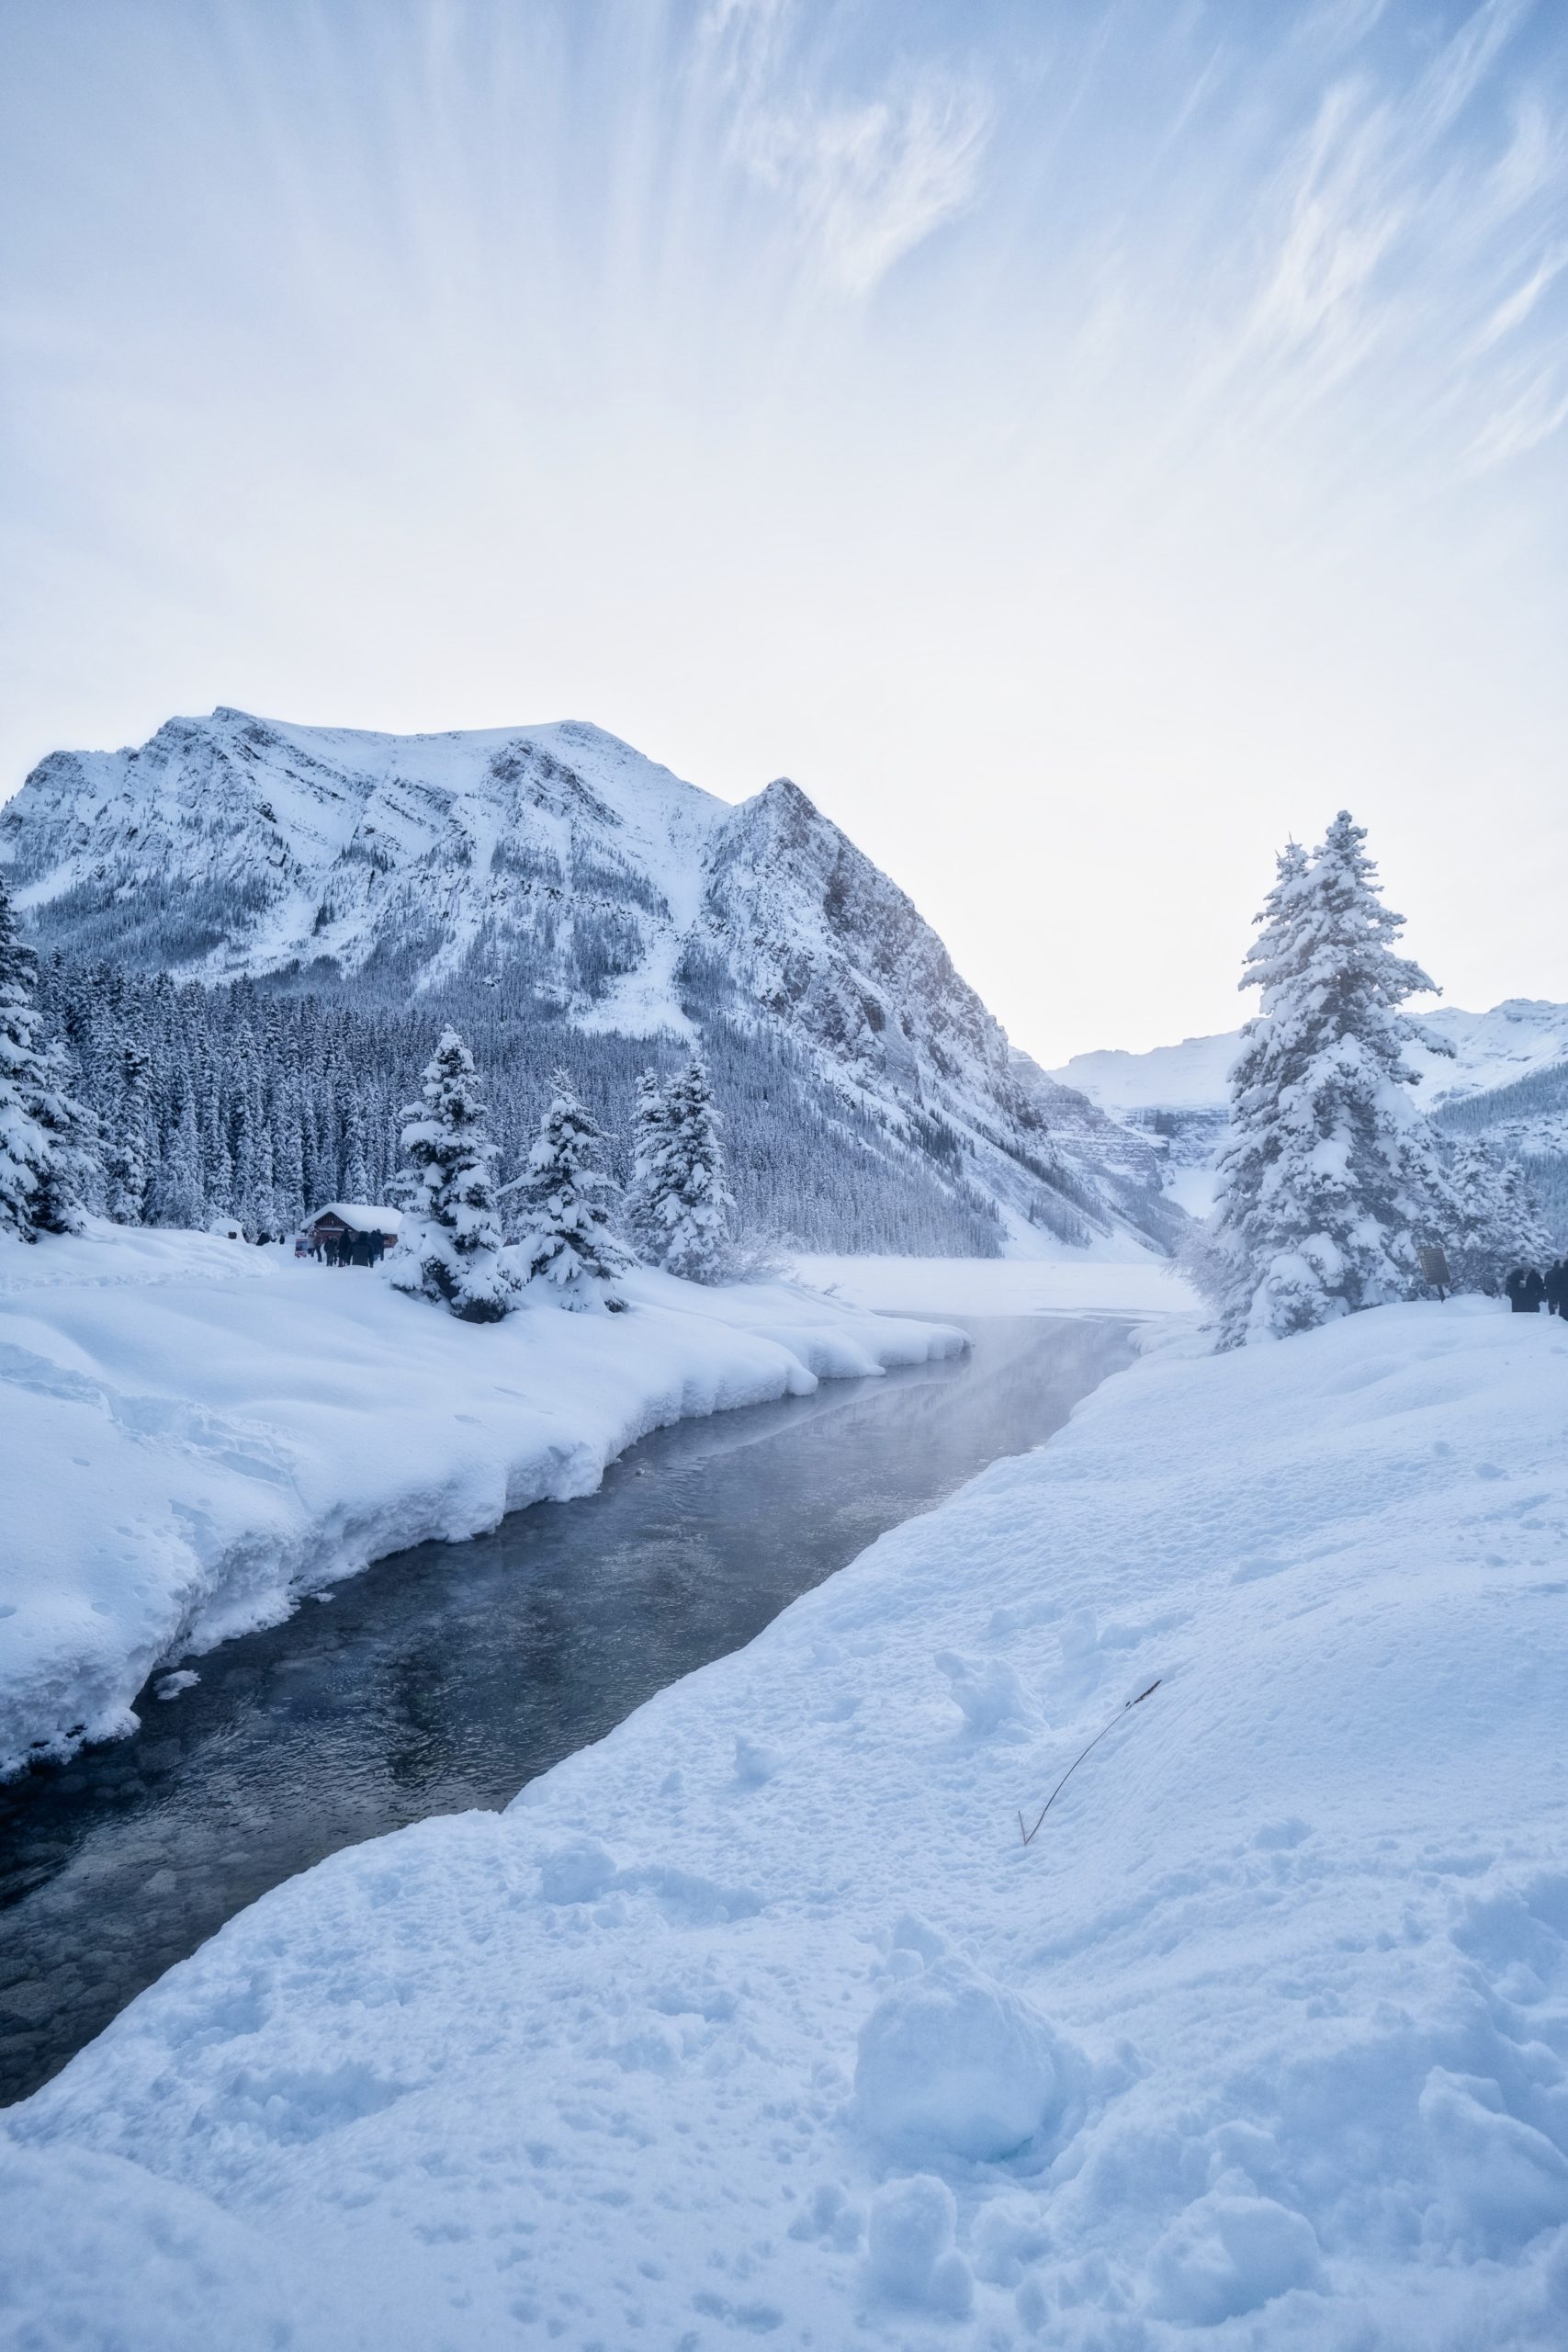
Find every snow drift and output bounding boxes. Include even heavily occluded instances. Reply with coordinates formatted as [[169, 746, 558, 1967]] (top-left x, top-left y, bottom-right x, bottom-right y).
[[0, 1222, 962, 1777], [5, 1294, 1567, 2346]]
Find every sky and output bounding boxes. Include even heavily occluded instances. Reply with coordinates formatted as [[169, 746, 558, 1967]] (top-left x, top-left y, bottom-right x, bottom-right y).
[[3, 0, 1567, 1064]]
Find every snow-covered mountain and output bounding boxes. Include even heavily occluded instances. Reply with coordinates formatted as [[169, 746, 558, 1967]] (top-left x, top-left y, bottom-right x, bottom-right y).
[[1055, 1000, 1568, 1117], [1, 707, 1179, 1256], [1054, 999, 1568, 1232]]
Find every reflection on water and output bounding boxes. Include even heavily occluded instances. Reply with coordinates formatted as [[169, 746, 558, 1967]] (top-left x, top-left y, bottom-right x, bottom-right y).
[[0, 1312, 1133, 2104]]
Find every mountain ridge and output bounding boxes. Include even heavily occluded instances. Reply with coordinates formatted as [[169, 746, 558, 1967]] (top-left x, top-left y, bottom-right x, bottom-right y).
[[2, 707, 1181, 1259]]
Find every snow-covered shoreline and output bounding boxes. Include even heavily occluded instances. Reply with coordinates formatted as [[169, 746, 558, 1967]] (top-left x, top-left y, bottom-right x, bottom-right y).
[[0, 1223, 964, 1777], [792, 1250, 1197, 1318], [6, 1293, 1567, 2346]]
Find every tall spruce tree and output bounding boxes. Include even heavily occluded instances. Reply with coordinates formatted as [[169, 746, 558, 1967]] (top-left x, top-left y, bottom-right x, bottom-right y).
[[1495, 1159, 1553, 1275], [105, 1023, 153, 1225], [1446, 1136, 1507, 1295], [1209, 842, 1310, 1291], [340, 1084, 372, 1204], [625, 1068, 673, 1261], [390, 1027, 517, 1322], [0, 877, 96, 1240], [152, 1072, 205, 1228], [514, 1069, 628, 1310], [634, 1057, 735, 1283], [1213, 812, 1450, 1345]]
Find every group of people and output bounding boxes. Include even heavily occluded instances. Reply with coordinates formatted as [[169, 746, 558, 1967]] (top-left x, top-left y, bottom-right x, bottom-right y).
[[299, 1226, 389, 1268], [1505, 1263, 1568, 1315]]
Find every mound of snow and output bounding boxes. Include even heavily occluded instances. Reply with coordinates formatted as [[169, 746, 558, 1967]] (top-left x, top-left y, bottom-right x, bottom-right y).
[[6, 1296, 1568, 2347], [854, 1954, 1083, 2161], [0, 1222, 962, 1774]]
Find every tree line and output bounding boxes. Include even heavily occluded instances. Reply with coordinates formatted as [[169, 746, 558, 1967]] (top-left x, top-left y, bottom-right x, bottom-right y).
[[0, 890, 1004, 1257], [2, 871, 740, 1314]]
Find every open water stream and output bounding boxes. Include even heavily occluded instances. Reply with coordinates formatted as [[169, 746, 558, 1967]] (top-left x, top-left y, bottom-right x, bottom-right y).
[[0, 1311, 1134, 2105]]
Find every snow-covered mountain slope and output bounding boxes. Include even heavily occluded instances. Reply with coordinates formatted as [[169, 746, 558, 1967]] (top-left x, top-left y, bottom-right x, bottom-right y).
[[1055, 998, 1568, 1118], [2, 707, 1179, 1256], [1055, 1000, 1568, 1234]]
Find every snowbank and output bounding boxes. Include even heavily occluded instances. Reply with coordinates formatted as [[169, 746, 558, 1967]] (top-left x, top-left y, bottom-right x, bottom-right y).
[[0, 1223, 962, 1776], [6, 1295, 1568, 2346]]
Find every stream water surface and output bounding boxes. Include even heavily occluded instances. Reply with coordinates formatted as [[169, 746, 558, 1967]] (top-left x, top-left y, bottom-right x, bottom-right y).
[[0, 1311, 1134, 2105]]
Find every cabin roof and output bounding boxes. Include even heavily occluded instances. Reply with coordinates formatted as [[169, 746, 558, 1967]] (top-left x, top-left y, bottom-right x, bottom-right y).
[[308, 1203, 403, 1233]]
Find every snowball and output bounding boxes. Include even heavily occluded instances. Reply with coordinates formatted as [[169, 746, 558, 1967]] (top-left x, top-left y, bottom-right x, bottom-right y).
[[537, 1838, 618, 1904], [854, 1957, 1082, 2163], [1147, 2191, 1323, 2324], [787, 2181, 861, 2250], [890, 1913, 947, 1963], [866, 2174, 972, 2313], [734, 1733, 782, 1785]]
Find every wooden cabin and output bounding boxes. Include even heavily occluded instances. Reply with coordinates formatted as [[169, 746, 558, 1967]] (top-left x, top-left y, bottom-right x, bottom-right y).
[[302, 1203, 402, 1256]]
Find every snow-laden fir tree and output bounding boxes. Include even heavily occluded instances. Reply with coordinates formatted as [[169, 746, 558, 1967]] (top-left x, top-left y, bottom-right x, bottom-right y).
[[340, 1084, 372, 1205], [513, 1069, 628, 1311], [625, 1069, 672, 1261], [390, 1026, 517, 1322], [632, 1057, 735, 1283], [1205, 842, 1310, 1302], [1213, 812, 1452, 1346], [106, 1023, 153, 1225], [1445, 1136, 1506, 1295], [1441, 1136, 1553, 1294], [1495, 1158, 1553, 1276], [0, 875, 97, 1240], [152, 1072, 205, 1229]]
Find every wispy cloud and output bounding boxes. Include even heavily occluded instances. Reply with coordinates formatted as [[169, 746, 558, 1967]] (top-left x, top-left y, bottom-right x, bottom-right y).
[[739, 77, 988, 296], [705, 0, 989, 296]]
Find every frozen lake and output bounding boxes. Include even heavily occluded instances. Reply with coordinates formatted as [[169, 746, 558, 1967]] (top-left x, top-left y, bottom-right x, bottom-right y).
[[0, 1312, 1134, 2105]]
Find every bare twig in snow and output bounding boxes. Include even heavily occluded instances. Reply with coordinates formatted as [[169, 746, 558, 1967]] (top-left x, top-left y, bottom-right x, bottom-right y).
[[1018, 1679, 1162, 1847]]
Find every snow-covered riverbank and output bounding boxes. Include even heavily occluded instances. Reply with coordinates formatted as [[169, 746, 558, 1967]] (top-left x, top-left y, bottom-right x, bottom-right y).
[[0, 1224, 963, 1777], [6, 1294, 1566, 2347]]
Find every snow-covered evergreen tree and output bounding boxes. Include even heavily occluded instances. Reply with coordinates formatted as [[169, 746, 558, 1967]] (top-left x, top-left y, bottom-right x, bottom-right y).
[[152, 1073, 205, 1228], [340, 1083, 371, 1204], [1446, 1135, 1505, 1295], [1446, 1135, 1552, 1293], [105, 1025, 153, 1225], [271, 1075, 307, 1235], [390, 1026, 517, 1322], [0, 878, 97, 1240], [625, 1068, 672, 1261], [1213, 812, 1451, 1345], [1495, 1158, 1553, 1275], [513, 1069, 628, 1311], [632, 1057, 735, 1283]]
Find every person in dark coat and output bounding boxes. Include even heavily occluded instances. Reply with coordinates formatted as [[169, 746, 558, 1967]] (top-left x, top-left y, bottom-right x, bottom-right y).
[[1526, 1268, 1547, 1312], [1506, 1268, 1532, 1312], [351, 1228, 374, 1268], [1545, 1260, 1568, 1317]]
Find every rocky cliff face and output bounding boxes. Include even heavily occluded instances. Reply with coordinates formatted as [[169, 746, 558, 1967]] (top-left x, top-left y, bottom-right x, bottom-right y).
[[2, 707, 1180, 1254]]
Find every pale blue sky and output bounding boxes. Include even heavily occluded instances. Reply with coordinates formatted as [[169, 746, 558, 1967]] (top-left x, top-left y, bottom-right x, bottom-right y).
[[4, 0, 1566, 1059]]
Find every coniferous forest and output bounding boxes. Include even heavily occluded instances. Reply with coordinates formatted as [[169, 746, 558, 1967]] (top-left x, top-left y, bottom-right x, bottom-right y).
[[32, 953, 1006, 1255]]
